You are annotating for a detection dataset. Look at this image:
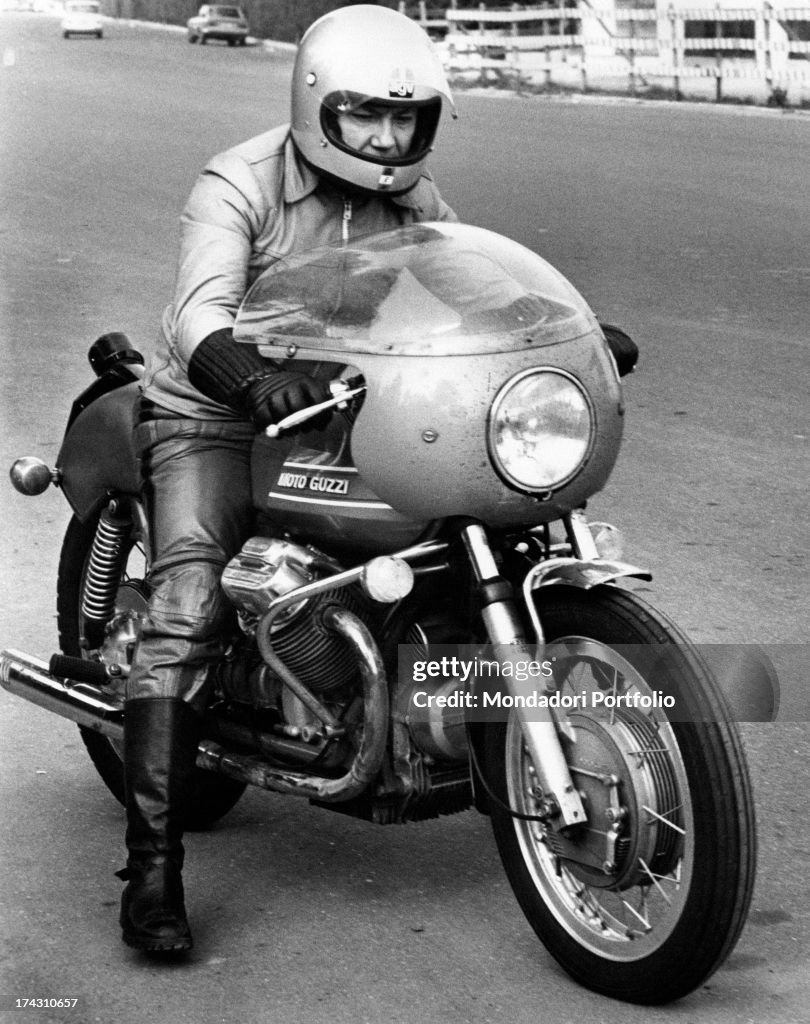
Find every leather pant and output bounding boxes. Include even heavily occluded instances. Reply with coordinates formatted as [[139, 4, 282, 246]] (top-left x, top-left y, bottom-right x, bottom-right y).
[[126, 402, 256, 714]]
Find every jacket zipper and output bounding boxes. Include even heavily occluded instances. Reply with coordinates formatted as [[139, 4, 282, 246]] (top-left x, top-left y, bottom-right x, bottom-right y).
[[342, 198, 352, 243]]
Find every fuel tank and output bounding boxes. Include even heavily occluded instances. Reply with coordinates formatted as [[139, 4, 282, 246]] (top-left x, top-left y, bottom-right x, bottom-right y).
[[251, 413, 431, 555]]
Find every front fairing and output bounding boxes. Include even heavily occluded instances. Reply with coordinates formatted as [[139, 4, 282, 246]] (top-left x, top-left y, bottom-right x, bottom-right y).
[[236, 222, 596, 357], [235, 222, 624, 526]]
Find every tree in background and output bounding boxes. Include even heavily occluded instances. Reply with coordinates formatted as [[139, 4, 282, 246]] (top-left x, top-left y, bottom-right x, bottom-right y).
[[248, 0, 398, 44]]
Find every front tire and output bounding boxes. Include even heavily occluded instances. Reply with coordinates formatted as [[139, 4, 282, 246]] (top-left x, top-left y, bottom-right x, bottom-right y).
[[484, 585, 756, 1004], [56, 510, 246, 829]]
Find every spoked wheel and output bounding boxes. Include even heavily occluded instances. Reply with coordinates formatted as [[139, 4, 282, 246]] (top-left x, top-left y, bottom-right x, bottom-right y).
[[484, 585, 756, 1005], [56, 509, 246, 829]]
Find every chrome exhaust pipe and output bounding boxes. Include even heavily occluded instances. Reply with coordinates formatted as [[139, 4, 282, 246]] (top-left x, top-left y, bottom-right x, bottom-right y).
[[0, 648, 124, 741]]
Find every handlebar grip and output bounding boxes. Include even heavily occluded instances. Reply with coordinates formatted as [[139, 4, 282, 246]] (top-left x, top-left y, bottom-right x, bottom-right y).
[[265, 384, 366, 439]]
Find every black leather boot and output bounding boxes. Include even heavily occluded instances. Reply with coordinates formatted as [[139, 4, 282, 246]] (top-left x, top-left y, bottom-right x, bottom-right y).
[[118, 697, 201, 954]]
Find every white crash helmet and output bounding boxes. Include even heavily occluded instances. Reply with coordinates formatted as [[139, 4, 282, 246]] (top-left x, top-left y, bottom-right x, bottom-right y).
[[291, 4, 455, 195]]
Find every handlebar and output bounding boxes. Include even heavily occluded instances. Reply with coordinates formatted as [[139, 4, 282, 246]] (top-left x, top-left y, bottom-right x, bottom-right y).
[[264, 380, 366, 439]]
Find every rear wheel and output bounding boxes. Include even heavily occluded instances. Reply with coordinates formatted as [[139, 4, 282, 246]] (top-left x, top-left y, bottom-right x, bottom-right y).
[[57, 509, 246, 829], [484, 585, 756, 1004]]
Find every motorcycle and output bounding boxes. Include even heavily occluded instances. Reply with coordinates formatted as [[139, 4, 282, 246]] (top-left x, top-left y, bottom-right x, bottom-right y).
[[2, 222, 760, 1004]]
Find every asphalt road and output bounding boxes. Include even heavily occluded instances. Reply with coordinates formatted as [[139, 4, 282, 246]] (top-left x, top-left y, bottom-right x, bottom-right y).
[[0, 12, 808, 1024]]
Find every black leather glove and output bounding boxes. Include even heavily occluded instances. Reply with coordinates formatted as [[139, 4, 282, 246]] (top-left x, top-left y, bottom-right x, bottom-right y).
[[187, 328, 332, 432], [242, 371, 331, 432]]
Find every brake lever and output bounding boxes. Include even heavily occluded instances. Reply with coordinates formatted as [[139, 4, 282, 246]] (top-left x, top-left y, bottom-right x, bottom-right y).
[[264, 384, 366, 439]]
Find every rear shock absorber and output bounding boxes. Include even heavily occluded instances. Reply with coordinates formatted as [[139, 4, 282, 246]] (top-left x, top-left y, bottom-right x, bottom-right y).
[[81, 500, 132, 649]]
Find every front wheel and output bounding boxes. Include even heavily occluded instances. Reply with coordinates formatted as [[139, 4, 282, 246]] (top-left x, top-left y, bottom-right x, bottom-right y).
[[484, 585, 756, 1004], [56, 510, 246, 829]]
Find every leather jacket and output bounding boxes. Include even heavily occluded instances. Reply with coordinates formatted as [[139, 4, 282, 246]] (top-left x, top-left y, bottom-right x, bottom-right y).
[[141, 124, 457, 419]]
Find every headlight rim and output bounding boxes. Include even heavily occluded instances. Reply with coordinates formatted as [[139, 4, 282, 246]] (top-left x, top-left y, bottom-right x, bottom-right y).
[[487, 366, 595, 496]]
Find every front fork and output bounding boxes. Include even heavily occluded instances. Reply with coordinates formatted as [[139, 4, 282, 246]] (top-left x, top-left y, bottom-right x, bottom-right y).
[[461, 522, 586, 828]]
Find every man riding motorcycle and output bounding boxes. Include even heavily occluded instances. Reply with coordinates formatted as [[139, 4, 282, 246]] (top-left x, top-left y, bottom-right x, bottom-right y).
[[118, 4, 457, 955], [116, 1, 638, 956]]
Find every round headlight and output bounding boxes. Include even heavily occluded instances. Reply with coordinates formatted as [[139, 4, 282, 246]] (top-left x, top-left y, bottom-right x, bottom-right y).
[[488, 369, 593, 492]]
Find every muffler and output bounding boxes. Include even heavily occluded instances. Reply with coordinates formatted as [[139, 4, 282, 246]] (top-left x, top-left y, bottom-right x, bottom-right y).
[[0, 648, 124, 741]]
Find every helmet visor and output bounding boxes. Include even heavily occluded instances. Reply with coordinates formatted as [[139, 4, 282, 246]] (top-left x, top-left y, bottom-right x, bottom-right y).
[[321, 91, 442, 168]]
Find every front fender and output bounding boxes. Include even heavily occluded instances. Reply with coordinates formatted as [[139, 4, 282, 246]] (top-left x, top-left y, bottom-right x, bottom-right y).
[[522, 557, 651, 643], [528, 557, 651, 592]]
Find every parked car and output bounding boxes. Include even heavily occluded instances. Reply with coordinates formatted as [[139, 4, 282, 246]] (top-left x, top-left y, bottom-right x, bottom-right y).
[[61, 0, 103, 37], [187, 4, 249, 46]]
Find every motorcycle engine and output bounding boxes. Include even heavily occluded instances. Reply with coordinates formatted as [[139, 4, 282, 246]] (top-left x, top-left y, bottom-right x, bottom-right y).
[[220, 536, 369, 696]]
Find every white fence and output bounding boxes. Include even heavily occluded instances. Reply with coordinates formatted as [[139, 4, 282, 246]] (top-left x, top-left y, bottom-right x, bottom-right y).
[[400, 3, 810, 101]]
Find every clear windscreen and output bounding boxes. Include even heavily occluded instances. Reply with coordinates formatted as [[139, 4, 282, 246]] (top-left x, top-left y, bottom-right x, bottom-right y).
[[234, 222, 594, 356]]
